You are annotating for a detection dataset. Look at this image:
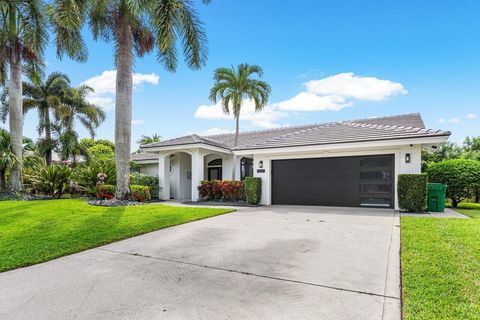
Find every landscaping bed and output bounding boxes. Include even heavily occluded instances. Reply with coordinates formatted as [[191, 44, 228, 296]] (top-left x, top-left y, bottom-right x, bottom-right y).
[[0, 199, 233, 272], [183, 200, 261, 207]]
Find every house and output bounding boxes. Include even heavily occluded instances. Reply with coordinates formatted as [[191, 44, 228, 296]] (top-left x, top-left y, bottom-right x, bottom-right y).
[[132, 113, 450, 209]]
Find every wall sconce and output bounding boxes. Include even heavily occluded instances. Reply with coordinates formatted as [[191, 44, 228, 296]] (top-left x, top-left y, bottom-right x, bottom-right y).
[[258, 160, 264, 168], [405, 153, 411, 163]]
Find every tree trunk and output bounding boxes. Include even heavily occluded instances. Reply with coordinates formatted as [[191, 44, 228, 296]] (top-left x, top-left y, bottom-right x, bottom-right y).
[[8, 48, 23, 192], [114, 19, 133, 200], [0, 168, 6, 191], [232, 110, 240, 180], [45, 108, 52, 165], [451, 199, 458, 208]]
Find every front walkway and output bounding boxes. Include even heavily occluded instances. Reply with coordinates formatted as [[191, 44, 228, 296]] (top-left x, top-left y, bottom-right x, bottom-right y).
[[0, 205, 400, 320]]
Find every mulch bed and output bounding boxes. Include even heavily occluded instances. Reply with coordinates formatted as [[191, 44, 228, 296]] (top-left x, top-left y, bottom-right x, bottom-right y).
[[182, 200, 261, 207]]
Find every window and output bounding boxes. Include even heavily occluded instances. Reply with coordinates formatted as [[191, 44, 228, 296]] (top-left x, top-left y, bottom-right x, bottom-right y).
[[240, 157, 253, 180], [207, 159, 222, 180]]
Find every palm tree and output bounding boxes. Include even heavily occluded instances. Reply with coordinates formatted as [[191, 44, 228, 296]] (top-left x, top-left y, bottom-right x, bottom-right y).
[[0, 0, 48, 192], [49, 0, 210, 199], [54, 85, 106, 138], [22, 72, 70, 164], [138, 133, 161, 145], [209, 64, 271, 147], [0, 128, 17, 190]]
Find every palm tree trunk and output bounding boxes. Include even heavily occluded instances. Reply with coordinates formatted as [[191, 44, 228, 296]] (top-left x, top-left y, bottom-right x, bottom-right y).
[[8, 47, 23, 192], [45, 108, 52, 165], [232, 110, 240, 179], [114, 19, 133, 200]]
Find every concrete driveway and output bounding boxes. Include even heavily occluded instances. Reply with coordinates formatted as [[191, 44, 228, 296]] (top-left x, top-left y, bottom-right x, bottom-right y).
[[0, 205, 400, 320]]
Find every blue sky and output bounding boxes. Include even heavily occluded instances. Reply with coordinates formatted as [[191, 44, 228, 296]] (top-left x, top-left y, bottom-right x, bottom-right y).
[[23, 0, 480, 146]]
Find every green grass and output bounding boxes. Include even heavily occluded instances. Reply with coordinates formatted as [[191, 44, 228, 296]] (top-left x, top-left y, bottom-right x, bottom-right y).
[[452, 202, 480, 219], [401, 217, 480, 320], [0, 199, 233, 272]]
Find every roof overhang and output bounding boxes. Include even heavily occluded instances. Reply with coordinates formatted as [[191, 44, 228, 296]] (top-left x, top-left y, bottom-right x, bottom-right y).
[[232, 135, 450, 156], [140, 143, 232, 154]]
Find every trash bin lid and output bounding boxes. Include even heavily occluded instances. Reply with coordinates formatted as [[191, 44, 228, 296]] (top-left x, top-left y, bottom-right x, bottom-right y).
[[428, 183, 447, 191]]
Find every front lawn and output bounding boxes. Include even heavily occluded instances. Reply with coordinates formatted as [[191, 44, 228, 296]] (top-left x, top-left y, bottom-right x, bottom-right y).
[[451, 202, 480, 219], [401, 217, 480, 320], [0, 199, 233, 272]]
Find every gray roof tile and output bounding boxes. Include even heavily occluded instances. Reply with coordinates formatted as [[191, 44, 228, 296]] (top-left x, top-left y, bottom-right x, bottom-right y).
[[141, 113, 450, 151]]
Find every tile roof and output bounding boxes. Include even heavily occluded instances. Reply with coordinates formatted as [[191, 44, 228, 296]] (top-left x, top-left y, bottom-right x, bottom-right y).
[[140, 113, 450, 152]]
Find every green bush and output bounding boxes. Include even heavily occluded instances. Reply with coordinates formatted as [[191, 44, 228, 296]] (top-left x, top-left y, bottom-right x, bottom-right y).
[[427, 159, 480, 207], [96, 184, 115, 199], [245, 177, 262, 205], [74, 160, 116, 195], [130, 172, 159, 198], [26, 163, 73, 198], [397, 174, 427, 212], [130, 185, 151, 202]]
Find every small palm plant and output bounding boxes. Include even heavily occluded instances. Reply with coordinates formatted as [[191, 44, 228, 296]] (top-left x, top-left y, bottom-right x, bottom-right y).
[[209, 64, 271, 147]]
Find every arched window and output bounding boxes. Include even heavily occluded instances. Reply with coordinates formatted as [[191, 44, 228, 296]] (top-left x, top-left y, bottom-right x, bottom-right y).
[[208, 159, 222, 180], [240, 157, 253, 180]]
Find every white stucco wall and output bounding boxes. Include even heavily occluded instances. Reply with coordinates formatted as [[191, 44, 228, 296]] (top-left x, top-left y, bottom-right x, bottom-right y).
[[252, 144, 423, 210]]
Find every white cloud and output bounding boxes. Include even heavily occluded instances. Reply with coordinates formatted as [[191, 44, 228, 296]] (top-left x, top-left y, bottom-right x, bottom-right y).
[[277, 72, 406, 112], [304, 72, 407, 101], [82, 70, 159, 111], [449, 117, 460, 124], [276, 92, 352, 112], [186, 127, 234, 136], [467, 113, 477, 119], [438, 118, 446, 124], [194, 100, 288, 129], [132, 119, 144, 126]]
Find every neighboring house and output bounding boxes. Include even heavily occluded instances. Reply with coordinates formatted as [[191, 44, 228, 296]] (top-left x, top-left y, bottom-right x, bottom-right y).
[[132, 113, 450, 209]]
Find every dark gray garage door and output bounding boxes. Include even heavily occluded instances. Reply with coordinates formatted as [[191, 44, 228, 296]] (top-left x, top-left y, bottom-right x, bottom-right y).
[[271, 155, 394, 208]]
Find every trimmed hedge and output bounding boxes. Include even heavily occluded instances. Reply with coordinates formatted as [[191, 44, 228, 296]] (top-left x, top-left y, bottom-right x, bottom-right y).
[[96, 184, 151, 202], [198, 180, 245, 202], [427, 159, 480, 207], [130, 185, 151, 202], [398, 174, 428, 212], [130, 172, 159, 198], [245, 177, 262, 205]]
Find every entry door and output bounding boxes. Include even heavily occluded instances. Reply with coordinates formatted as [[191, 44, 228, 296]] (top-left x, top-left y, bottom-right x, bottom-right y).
[[271, 155, 394, 208]]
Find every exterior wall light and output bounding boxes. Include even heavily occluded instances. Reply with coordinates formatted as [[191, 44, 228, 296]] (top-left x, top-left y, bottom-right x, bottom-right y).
[[258, 160, 264, 168], [405, 153, 411, 163]]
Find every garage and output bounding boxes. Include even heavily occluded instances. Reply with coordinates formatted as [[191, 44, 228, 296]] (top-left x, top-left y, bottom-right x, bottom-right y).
[[271, 155, 394, 208]]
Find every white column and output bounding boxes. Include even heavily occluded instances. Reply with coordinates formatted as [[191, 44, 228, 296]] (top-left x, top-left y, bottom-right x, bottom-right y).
[[158, 154, 170, 200], [191, 150, 204, 201]]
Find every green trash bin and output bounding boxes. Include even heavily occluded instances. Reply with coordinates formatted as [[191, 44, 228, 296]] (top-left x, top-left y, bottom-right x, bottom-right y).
[[427, 183, 447, 212]]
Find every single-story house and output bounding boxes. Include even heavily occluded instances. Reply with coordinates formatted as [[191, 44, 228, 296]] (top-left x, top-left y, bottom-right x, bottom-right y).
[[132, 113, 450, 209]]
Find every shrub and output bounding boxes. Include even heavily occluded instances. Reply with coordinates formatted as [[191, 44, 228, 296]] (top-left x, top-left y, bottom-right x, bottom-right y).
[[245, 177, 262, 204], [427, 159, 480, 207], [130, 185, 151, 202], [397, 174, 427, 212], [130, 172, 159, 198], [198, 180, 222, 200], [198, 180, 245, 202], [26, 163, 73, 198], [96, 184, 115, 200], [74, 160, 116, 195]]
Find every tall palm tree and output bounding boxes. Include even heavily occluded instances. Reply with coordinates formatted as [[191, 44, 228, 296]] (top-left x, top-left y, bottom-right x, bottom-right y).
[[49, 0, 210, 199], [209, 64, 271, 147], [0, 0, 47, 192], [22, 72, 70, 164]]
